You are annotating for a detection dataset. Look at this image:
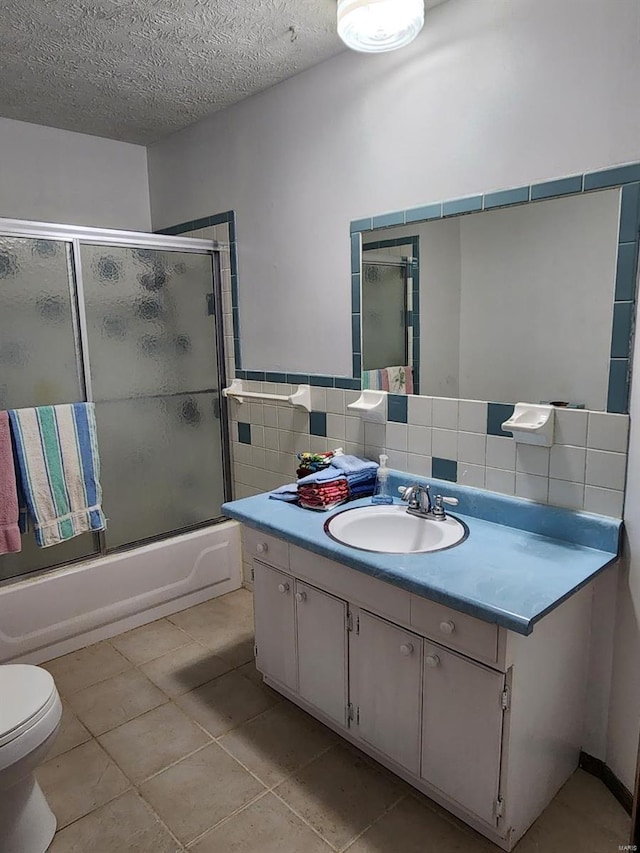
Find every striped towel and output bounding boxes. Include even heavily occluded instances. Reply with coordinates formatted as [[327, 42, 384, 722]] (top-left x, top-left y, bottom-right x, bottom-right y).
[[362, 365, 414, 394], [9, 403, 106, 548]]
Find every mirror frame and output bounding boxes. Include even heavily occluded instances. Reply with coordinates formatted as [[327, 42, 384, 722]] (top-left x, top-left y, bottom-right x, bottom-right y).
[[350, 163, 640, 413]]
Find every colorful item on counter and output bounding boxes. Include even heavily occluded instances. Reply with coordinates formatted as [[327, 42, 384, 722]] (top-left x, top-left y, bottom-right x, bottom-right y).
[[362, 365, 414, 394], [0, 411, 21, 555], [9, 403, 107, 547], [296, 450, 335, 478], [298, 476, 350, 511]]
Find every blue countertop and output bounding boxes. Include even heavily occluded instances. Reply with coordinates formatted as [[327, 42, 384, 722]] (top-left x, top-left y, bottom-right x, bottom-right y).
[[222, 474, 621, 636]]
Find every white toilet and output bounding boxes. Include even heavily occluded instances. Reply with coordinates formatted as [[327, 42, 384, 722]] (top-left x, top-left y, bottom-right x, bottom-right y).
[[0, 665, 62, 853]]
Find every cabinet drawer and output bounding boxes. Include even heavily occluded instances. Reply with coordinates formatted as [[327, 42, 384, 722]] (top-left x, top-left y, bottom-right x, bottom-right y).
[[243, 527, 289, 571], [410, 595, 498, 663], [290, 545, 411, 625]]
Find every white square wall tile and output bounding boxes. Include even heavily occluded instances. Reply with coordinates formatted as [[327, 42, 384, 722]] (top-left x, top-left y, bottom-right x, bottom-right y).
[[432, 428, 458, 460], [326, 414, 346, 440], [325, 389, 346, 414], [263, 406, 278, 428], [386, 450, 408, 471], [345, 417, 364, 443], [516, 445, 549, 476], [585, 450, 627, 491], [548, 479, 584, 511], [408, 395, 432, 426], [587, 412, 630, 453], [407, 453, 432, 478], [386, 422, 408, 451], [458, 463, 485, 489], [365, 422, 386, 448], [432, 398, 459, 430], [457, 432, 486, 465], [485, 467, 515, 496], [486, 436, 516, 471], [554, 409, 588, 446], [407, 425, 432, 456], [458, 400, 488, 434], [584, 486, 624, 518], [515, 473, 549, 503], [549, 445, 586, 483]]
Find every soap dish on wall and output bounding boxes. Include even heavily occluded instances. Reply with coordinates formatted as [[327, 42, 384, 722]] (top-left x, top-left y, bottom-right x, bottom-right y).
[[502, 403, 555, 446], [347, 390, 387, 422]]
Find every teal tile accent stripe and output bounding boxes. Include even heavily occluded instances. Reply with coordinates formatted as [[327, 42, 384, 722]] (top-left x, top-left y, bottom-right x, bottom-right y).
[[443, 196, 483, 216], [530, 176, 583, 200], [484, 187, 530, 209], [615, 243, 639, 301], [584, 163, 640, 191], [611, 303, 634, 358], [406, 203, 442, 223], [373, 211, 404, 229], [608, 359, 630, 413]]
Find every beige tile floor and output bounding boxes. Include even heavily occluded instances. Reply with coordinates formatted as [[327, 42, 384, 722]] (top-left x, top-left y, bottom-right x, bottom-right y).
[[38, 588, 631, 852]]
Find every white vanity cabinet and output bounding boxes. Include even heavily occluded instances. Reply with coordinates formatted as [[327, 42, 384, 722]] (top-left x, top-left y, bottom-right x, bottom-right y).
[[244, 526, 593, 852]]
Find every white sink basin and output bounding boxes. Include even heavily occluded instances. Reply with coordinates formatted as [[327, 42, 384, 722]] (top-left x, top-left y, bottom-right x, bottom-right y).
[[325, 504, 468, 554]]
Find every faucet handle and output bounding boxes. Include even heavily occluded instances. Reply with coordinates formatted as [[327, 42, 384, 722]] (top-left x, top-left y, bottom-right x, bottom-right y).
[[432, 494, 458, 519]]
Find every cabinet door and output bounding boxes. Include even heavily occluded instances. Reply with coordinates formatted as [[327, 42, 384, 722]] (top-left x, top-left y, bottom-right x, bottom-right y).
[[296, 581, 348, 727], [422, 643, 504, 825], [352, 610, 423, 775], [253, 561, 297, 691]]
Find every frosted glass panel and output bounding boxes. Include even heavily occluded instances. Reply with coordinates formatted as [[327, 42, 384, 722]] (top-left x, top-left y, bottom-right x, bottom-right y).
[[0, 236, 96, 581], [362, 262, 407, 370], [0, 237, 83, 409], [83, 244, 224, 550], [95, 393, 225, 549], [81, 246, 218, 400]]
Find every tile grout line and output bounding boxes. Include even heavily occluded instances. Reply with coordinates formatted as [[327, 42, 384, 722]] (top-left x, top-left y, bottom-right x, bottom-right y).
[[337, 792, 408, 852], [269, 787, 342, 852]]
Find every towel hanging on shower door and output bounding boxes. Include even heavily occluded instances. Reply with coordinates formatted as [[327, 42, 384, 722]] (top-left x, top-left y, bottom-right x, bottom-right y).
[[0, 411, 21, 554], [9, 403, 107, 547]]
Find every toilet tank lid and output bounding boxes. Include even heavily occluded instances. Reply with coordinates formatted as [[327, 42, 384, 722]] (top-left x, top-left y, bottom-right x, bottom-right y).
[[0, 665, 57, 740]]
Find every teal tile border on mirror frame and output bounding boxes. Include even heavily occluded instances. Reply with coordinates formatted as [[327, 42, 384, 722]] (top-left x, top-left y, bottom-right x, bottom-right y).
[[351, 162, 640, 415], [362, 235, 420, 394]]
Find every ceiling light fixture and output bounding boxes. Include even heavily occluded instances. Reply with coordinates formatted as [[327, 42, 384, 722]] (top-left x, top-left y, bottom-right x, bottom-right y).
[[337, 0, 425, 53]]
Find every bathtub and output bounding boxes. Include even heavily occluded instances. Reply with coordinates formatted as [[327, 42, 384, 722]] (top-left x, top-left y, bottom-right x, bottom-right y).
[[0, 521, 242, 664]]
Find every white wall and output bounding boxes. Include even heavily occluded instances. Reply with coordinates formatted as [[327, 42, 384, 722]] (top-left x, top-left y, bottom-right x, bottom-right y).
[[0, 117, 151, 230], [147, 0, 640, 790]]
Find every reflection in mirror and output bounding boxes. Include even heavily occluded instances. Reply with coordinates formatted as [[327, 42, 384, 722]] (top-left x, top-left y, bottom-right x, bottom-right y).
[[361, 189, 621, 410]]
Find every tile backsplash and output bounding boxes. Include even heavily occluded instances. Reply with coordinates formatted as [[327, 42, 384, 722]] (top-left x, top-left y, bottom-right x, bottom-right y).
[[228, 384, 629, 520]]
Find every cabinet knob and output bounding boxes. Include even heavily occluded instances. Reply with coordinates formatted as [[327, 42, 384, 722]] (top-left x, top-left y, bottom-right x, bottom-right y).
[[277, 582, 289, 594], [426, 654, 441, 668], [439, 620, 455, 635], [295, 591, 307, 603], [399, 643, 414, 656], [256, 542, 269, 554]]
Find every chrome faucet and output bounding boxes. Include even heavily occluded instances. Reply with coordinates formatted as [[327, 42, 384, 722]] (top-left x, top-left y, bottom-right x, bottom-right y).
[[399, 485, 459, 521], [399, 484, 432, 517]]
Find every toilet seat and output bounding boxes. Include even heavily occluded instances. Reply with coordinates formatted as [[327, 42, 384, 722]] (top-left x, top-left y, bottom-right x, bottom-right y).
[[0, 666, 58, 748]]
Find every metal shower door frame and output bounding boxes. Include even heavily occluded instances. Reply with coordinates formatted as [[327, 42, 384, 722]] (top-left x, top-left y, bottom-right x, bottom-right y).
[[0, 217, 233, 560]]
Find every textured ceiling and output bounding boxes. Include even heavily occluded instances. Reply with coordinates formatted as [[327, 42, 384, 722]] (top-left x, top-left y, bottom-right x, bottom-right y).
[[0, 0, 446, 145]]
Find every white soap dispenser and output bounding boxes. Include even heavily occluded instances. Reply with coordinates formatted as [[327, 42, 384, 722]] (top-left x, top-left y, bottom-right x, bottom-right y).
[[372, 454, 393, 505]]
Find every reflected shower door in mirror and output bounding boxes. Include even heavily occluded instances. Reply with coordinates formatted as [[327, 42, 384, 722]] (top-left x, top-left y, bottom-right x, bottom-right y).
[[360, 188, 623, 410]]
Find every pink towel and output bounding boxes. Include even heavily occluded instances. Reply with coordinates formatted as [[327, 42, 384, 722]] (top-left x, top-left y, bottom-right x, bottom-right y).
[[0, 411, 21, 554]]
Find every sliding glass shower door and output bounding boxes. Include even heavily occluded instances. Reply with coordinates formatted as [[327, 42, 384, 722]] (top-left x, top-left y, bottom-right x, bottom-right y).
[[81, 244, 225, 549], [0, 223, 229, 582]]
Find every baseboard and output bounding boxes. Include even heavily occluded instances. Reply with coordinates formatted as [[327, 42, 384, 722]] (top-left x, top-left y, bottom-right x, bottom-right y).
[[579, 751, 633, 815]]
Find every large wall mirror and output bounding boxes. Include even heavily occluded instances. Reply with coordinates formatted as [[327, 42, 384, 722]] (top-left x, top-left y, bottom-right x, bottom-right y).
[[351, 165, 640, 413]]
